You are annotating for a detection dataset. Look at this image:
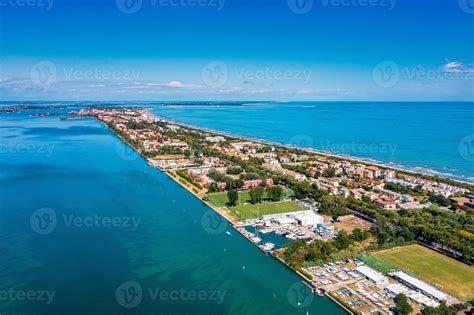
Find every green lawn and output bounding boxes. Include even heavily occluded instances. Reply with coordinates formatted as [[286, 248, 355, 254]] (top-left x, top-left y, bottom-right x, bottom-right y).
[[359, 253, 397, 274], [372, 244, 474, 301], [231, 201, 303, 220], [207, 187, 293, 207]]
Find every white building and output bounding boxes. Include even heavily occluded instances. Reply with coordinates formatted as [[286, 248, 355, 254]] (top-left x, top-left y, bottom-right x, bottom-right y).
[[390, 271, 449, 302], [355, 265, 389, 288], [206, 136, 226, 143], [385, 283, 409, 297], [290, 211, 324, 227]]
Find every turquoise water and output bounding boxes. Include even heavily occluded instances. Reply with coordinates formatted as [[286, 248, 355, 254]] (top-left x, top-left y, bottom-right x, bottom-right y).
[[243, 226, 290, 249], [0, 107, 344, 314], [152, 102, 474, 183]]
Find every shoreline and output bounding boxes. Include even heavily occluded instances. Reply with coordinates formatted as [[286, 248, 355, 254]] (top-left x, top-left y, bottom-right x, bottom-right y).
[[93, 115, 353, 314], [149, 110, 474, 186]]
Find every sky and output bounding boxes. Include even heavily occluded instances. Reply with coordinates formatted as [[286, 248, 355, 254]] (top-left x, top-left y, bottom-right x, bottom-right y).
[[0, 0, 473, 101]]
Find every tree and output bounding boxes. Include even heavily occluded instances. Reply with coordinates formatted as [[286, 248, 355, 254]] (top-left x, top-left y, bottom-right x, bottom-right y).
[[227, 189, 238, 206], [420, 303, 456, 315], [334, 230, 353, 250], [323, 167, 336, 178], [208, 182, 219, 193], [249, 187, 264, 204], [226, 166, 242, 175], [266, 186, 283, 202], [351, 228, 369, 242], [394, 293, 412, 315]]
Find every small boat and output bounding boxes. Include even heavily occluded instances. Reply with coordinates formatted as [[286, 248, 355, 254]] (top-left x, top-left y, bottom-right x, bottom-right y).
[[226, 231, 231, 235]]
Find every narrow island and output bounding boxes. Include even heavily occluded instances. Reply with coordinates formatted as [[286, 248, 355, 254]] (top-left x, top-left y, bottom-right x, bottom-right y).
[[71, 107, 474, 315]]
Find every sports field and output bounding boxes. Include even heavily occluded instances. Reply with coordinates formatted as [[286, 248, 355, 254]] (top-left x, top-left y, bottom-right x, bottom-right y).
[[371, 244, 474, 301], [208, 187, 293, 207], [231, 201, 303, 220]]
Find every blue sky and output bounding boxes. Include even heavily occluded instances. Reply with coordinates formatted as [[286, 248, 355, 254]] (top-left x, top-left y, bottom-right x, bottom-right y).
[[0, 0, 473, 101]]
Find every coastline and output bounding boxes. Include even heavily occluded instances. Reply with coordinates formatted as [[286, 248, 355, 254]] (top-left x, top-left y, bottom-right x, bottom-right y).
[[150, 110, 474, 186], [93, 115, 354, 314]]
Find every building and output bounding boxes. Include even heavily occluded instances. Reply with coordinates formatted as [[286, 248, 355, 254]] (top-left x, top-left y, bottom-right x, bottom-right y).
[[355, 265, 389, 287], [385, 283, 409, 297], [390, 271, 448, 302], [205, 136, 225, 143], [401, 194, 414, 202], [375, 196, 397, 210], [289, 211, 323, 227], [339, 187, 350, 198], [450, 197, 474, 209], [381, 189, 402, 200], [399, 201, 429, 210]]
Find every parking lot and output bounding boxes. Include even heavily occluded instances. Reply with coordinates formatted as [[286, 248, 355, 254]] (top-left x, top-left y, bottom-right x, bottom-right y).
[[304, 260, 395, 315]]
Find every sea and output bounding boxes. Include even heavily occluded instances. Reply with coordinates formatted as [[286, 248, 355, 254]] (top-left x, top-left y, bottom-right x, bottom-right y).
[[0, 105, 344, 314], [0, 101, 472, 314], [151, 102, 474, 183]]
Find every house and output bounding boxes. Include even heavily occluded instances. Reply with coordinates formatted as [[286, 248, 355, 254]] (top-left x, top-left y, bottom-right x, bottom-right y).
[[243, 179, 263, 189], [350, 189, 362, 199], [450, 197, 474, 209], [205, 136, 225, 143], [366, 166, 381, 178], [381, 189, 402, 200], [375, 196, 396, 210], [318, 183, 338, 195], [339, 187, 350, 198]]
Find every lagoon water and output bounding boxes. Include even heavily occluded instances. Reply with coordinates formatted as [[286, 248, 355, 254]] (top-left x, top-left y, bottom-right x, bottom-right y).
[[0, 107, 344, 314], [152, 102, 474, 183]]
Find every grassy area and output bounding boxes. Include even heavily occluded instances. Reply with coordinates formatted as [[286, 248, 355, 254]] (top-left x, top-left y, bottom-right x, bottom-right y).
[[207, 187, 293, 207], [359, 253, 397, 274], [231, 201, 303, 220], [371, 244, 474, 301]]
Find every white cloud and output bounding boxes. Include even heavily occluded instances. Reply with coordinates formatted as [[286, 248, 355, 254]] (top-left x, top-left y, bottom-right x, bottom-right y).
[[168, 80, 183, 87], [441, 61, 474, 78]]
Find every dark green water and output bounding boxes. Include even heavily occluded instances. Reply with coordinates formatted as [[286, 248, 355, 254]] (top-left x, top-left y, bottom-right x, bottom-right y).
[[0, 107, 344, 314]]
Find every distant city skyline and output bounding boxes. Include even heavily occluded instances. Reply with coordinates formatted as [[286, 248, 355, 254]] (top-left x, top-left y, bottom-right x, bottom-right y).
[[0, 0, 473, 101]]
